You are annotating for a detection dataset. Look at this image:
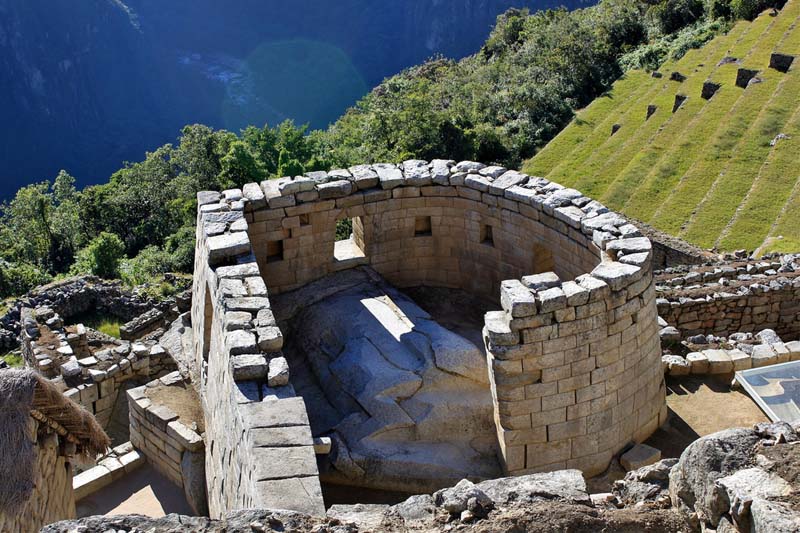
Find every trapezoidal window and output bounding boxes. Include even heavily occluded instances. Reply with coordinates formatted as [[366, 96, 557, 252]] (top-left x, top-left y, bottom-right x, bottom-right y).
[[334, 216, 366, 262], [415, 216, 432, 237], [266, 240, 284, 263], [480, 224, 494, 247]]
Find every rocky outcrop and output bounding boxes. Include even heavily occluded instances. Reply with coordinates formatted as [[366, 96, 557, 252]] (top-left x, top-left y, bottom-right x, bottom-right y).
[[46, 471, 694, 532], [669, 422, 800, 531], [274, 267, 500, 492]]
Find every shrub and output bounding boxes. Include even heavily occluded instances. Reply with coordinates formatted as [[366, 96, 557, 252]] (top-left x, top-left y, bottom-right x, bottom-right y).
[[0, 261, 52, 298], [72, 232, 126, 279], [120, 245, 174, 286]]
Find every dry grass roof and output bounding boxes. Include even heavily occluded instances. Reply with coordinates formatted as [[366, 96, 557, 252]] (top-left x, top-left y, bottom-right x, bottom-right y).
[[0, 368, 110, 510]]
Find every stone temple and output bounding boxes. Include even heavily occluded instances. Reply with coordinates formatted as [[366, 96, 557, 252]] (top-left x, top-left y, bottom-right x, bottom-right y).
[[192, 159, 666, 517]]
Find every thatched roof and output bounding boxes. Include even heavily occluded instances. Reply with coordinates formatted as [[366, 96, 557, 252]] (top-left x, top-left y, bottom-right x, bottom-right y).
[[0, 369, 110, 511]]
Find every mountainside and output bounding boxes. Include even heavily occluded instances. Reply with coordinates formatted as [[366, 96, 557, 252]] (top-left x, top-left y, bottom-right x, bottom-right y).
[[523, 1, 800, 254], [0, 0, 589, 195]]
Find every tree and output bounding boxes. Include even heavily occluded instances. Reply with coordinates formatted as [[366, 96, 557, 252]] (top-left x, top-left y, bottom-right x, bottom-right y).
[[276, 148, 304, 178], [218, 141, 265, 188], [72, 232, 126, 279]]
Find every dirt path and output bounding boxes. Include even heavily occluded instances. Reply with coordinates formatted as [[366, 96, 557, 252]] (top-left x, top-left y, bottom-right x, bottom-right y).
[[647, 375, 768, 458]]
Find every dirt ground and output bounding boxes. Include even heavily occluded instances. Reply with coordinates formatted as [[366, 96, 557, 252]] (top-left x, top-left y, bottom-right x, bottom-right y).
[[646, 374, 768, 459], [145, 381, 205, 432], [76, 463, 194, 518]]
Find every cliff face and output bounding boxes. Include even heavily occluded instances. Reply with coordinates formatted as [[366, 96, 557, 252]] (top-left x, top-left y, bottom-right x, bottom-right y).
[[0, 0, 588, 194]]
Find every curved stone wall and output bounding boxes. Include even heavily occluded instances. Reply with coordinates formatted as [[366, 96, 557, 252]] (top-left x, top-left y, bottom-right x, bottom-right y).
[[192, 159, 666, 516]]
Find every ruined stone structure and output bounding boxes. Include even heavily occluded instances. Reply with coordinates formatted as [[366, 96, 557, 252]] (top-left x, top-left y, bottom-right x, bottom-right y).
[[192, 159, 665, 514]]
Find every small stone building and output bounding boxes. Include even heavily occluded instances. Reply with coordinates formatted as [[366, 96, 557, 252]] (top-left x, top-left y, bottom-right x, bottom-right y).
[[0, 369, 109, 533]]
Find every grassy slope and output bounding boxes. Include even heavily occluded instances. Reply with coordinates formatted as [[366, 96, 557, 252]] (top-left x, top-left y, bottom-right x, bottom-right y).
[[522, 2, 800, 253], [606, 10, 780, 214]]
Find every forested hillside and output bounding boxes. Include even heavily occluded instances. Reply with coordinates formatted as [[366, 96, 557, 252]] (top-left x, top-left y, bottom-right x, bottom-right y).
[[0, 0, 584, 195], [0, 0, 782, 298], [524, 0, 798, 253]]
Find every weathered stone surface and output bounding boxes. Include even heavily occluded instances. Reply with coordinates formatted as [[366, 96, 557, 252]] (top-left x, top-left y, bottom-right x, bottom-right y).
[[207, 232, 250, 264], [620, 444, 661, 471], [591, 262, 639, 291], [230, 354, 268, 380], [317, 180, 353, 199], [267, 356, 290, 387], [476, 470, 591, 506], [521, 272, 561, 290], [670, 428, 761, 525], [181, 450, 208, 516], [374, 164, 404, 189], [500, 280, 536, 317]]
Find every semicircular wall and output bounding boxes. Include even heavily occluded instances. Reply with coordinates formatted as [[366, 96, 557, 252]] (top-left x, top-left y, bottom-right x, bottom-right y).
[[195, 159, 665, 499]]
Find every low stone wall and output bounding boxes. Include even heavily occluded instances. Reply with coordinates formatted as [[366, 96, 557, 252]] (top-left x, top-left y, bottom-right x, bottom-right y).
[[656, 257, 800, 339], [20, 307, 177, 429], [663, 340, 800, 376], [73, 443, 145, 501], [0, 420, 75, 533], [127, 372, 206, 514], [192, 200, 323, 519]]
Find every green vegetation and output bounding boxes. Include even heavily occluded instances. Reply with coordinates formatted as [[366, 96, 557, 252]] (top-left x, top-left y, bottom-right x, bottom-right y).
[[2, 352, 24, 367], [0, 0, 785, 299], [67, 311, 123, 338], [523, 0, 799, 252]]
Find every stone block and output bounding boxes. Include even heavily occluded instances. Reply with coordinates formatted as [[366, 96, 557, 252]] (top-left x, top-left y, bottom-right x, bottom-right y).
[[686, 352, 709, 374], [704, 349, 733, 374], [522, 272, 560, 291], [256, 326, 284, 352], [207, 232, 250, 265], [254, 476, 325, 517], [241, 397, 310, 428], [167, 421, 204, 452], [73, 465, 112, 501], [751, 344, 778, 368], [620, 444, 661, 471], [728, 348, 752, 371], [231, 354, 269, 381], [267, 356, 290, 387], [500, 280, 537, 317], [249, 425, 314, 448]]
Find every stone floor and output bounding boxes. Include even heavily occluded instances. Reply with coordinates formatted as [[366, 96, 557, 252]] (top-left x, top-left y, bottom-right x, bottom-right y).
[[76, 464, 194, 518]]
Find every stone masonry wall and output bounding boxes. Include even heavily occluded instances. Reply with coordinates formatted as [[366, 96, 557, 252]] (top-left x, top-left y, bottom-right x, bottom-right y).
[[655, 257, 800, 339], [235, 159, 665, 481], [127, 373, 206, 514], [0, 420, 75, 533], [192, 192, 324, 519]]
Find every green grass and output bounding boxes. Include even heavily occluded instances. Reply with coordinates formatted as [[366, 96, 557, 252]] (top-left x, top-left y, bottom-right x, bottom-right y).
[[762, 178, 800, 253], [604, 9, 785, 212], [68, 311, 123, 338], [522, 2, 800, 252], [2, 352, 23, 367], [569, 17, 759, 202], [622, 12, 797, 222], [679, 12, 800, 246]]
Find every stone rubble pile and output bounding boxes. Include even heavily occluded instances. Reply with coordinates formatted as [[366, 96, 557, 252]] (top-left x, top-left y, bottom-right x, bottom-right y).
[[44, 422, 800, 532]]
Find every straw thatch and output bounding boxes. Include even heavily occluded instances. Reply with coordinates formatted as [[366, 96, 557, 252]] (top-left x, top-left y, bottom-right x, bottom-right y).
[[0, 369, 110, 511]]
